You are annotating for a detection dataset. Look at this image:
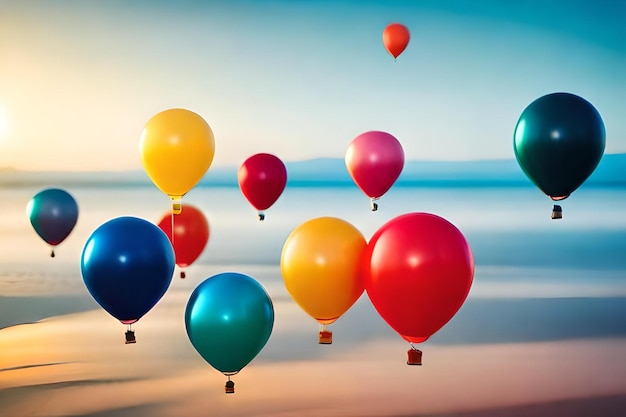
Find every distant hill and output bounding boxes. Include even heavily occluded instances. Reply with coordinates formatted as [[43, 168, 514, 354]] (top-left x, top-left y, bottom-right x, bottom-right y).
[[1, 153, 624, 188], [190, 153, 626, 187]]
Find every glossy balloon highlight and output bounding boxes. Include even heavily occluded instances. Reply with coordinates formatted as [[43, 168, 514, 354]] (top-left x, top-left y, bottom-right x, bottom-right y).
[[345, 131, 404, 210], [383, 23, 410, 59], [238, 153, 287, 221], [513, 92, 605, 216], [81, 217, 175, 327], [365, 213, 474, 356], [185, 272, 274, 392], [139, 108, 215, 213], [281, 217, 367, 342], [26, 188, 79, 257], [157, 204, 209, 277]]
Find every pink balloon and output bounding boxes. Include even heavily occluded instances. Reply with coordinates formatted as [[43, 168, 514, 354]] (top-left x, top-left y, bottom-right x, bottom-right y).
[[345, 131, 404, 209]]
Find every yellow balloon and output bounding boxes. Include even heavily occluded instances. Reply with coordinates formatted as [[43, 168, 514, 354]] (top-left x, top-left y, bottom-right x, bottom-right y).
[[139, 108, 215, 212], [280, 217, 367, 326]]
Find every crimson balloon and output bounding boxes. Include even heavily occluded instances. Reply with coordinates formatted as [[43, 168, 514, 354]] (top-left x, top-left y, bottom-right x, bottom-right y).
[[345, 131, 404, 211], [157, 204, 209, 278], [383, 23, 410, 59], [238, 153, 287, 221], [364, 212, 474, 365]]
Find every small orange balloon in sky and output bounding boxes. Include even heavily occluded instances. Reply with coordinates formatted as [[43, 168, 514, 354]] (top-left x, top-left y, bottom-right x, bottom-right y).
[[382, 23, 410, 59]]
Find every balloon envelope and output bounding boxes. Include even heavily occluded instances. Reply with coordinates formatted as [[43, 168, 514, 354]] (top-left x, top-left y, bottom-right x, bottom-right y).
[[345, 131, 404, 200], [27, 188, 78, 247], [81, 216, 175, 324], [238, 153, 287, 212], [383, 23, 410, 58], [139, 108, 215, 202], [365, 212, 474, 344], [157, 205, 209, 268], [185, 272, 274, 375], [281, 217, 366, 325], [513, 92, 605, 201]]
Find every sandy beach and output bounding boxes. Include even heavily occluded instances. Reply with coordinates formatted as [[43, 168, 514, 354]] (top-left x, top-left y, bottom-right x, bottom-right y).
[[2, 268, 626, 417], [1, 185, 626, 416]]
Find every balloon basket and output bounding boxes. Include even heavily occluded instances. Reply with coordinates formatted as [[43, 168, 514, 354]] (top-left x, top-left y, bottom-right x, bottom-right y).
[[551, 205, 562, 220], [170, 196, 182, 215], [125, 330, 136, 344], [258, 212, 265, 221], [225, 379, 235, 394], [319, 329, 333, 344], [180, 271, 186, 279], [370, 199, 379, 212], [407, 348, 422, 366]]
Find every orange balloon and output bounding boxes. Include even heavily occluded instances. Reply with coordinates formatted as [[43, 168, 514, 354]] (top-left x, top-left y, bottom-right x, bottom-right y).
[[280, 217, 367, 326], [383, 23, 410, 59]]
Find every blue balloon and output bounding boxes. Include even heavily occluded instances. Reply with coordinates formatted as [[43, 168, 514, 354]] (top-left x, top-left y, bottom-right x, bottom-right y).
[[26, 188, 79, 257], [81, 216, 175, 325], [185, 272, 274, 377]]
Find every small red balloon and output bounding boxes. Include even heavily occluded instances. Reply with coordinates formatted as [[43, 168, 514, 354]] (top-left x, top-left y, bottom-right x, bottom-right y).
[[238, 153, 287, 217], [383, 23, 410, 59], [345, 131, 404, 203], [364, 213, 474, 344], [157, 205, 209, 268]]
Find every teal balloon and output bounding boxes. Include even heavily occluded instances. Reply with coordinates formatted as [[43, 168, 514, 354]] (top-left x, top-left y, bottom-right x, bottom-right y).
[[27, 188, 79, 256], [185, 272, 274, 375], [513, 92, 605, 200]]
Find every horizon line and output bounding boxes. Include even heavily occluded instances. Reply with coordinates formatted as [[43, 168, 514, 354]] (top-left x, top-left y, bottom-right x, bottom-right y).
[[2, 152, 624, 174]]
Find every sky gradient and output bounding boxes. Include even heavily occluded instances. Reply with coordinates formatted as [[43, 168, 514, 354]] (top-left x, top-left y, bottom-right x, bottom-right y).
[[1, 0, 624, 171]]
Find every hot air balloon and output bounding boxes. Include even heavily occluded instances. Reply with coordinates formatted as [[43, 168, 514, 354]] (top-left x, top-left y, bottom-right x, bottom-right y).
[[513, 92, 606, 219], [81, 216, 175, 344], [238, 153, 287, 221], [185, 272, 274, 394], [281, 217, 367, 344], [157, 204, 210, 278], [139, 108, 215, 214], [26, 188, 79, 258], [364, 212, 474, 365], [345, 131, 405, 211], [383, 23, 410, 59]]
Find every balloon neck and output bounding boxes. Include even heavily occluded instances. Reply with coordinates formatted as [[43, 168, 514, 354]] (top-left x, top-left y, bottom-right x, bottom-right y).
[[407, 345, 422, 366], [316, 317, 338, 325], [551, 204, 563, 220], [258, 211, 265, 221], [318, 324, 333, 344], [550, 194, 569, 202], [370, 198, 379, 211], [170, 196, 183, 214]]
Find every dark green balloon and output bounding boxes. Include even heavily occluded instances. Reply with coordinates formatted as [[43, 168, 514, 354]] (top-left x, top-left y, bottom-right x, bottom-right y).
[[513, 92, 605, 200], [185, 272, 274, 375]]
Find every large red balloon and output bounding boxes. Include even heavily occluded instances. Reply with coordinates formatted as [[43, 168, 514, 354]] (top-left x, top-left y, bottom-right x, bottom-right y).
[[157, 205, 209, 269], [364, 213, 474, 344], [238, 153, 287, 220], [345, 131, 404, 209], [383, 23, 410, 59]]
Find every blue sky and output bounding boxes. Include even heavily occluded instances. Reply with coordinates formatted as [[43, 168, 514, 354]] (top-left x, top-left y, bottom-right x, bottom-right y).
[[1, 0, 624, 171]]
